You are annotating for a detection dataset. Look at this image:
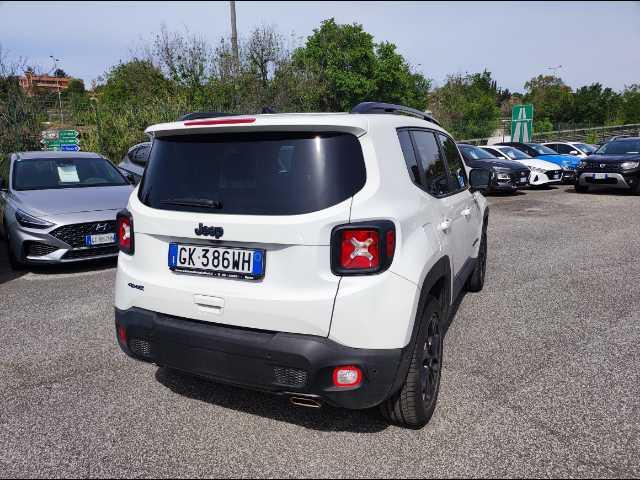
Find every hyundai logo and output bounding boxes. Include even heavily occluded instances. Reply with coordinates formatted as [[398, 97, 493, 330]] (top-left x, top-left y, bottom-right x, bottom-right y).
[[600, 164, 606, 168], [194, 223, 224, 238], [94, 223, 110, 232]]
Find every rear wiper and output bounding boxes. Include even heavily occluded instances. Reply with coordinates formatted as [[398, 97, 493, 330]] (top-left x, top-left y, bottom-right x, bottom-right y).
[[160, 198, 223, 209]]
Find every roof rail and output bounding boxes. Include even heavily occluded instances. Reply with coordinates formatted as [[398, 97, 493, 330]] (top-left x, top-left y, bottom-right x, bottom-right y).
[[350, 102, 440, 126], [178, 111, 237, 121]]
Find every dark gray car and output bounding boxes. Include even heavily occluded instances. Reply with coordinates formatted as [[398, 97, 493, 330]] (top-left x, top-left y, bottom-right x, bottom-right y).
[[118, 142, 150, 184], [0, 151, 134, 268]]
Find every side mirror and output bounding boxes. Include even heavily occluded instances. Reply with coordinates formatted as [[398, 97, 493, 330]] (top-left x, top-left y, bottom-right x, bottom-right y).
[[469, 168, 491, 193], [126, 173, 137, 185], [569, 150, 579, 155]]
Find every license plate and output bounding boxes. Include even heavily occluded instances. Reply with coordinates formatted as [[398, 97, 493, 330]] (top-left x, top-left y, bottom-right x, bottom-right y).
[[594, 173, 607, 179], [168, 243, 265, 280], [519, 178, 528, 183], [552, 174, 560, 179], [85, 233, 115, 246]]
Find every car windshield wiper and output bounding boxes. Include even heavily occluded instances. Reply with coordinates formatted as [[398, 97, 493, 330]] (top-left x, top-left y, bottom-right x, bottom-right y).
[[160, 198, 223, 209]]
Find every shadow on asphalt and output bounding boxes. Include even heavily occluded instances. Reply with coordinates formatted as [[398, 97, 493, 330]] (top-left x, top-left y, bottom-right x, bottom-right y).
[[0, 239, 117, 285], [155, 367, 390, 433], [564, 186, 634, 196], [153, 290, 468, 433]]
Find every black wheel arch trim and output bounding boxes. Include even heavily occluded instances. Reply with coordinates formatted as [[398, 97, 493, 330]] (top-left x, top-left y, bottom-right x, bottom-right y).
[[388, 255, 451, 396]]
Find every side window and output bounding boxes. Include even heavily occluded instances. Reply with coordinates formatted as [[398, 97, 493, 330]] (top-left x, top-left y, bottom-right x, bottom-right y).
[[127, 147, 139, 162], [438, 133, 468, 193], [555, 144, 572, 154], [397, 129, 421, 186], [484, 147, 500, 157], [134, 145, 150, 164], [411, 130, 449, 196]]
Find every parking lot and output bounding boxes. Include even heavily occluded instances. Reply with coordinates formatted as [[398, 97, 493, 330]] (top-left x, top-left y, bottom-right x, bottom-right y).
[[1, 185, 639, 478]]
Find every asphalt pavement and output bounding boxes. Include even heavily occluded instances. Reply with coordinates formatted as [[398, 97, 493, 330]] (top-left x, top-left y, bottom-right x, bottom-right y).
[[1, 185, 639, 478]]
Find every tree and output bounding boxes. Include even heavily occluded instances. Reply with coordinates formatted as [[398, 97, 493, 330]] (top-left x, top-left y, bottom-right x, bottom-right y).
[[291, 18, 429, 111], [523, 75, 573, 127], [572, 83, 622, 126], [0, 44, 44, 154], [99, 59, 173, 107], [620, 84, 640, 124], [428, 70, 501, 139], [53, 68, 67, 78]]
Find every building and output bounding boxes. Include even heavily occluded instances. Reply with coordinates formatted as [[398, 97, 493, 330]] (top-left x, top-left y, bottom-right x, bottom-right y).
[[19, 72, 70, 96]]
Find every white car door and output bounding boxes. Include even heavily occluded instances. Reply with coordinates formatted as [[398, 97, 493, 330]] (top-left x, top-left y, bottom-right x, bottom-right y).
[[436, 133, 481, 278]]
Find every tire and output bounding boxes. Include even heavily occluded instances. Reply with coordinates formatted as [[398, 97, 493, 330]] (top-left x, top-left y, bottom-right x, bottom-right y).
[[380, 294, 443, 429], [575, 184, 588, 193], [466, 224, 487, 293], [632, 180, 640, 196]]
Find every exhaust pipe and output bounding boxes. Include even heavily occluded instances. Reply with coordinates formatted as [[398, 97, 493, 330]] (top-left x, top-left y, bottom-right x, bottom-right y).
[[289, 396, 322, 409]]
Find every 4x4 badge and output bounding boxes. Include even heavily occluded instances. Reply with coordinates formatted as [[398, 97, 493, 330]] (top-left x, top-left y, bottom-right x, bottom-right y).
[[194, 224, 224, 238]]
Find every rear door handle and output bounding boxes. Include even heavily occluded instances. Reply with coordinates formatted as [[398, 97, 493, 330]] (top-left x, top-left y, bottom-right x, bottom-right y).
[[438, 218, 452, 232]]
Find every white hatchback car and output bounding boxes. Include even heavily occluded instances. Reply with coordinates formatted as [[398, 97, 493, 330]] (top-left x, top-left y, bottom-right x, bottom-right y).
[[480, 145, 563, 186], [114, 102, 490, 429]]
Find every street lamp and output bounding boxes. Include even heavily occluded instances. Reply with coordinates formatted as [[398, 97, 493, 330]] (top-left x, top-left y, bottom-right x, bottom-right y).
[[50, 55, 64, 124], [547, 65, 563, 75]]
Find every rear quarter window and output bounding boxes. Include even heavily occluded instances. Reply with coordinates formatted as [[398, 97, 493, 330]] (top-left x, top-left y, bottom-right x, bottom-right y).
[[139, 132, 366, 215]]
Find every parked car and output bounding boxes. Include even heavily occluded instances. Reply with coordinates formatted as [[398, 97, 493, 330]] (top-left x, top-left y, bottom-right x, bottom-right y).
[[480, 145, 563, 186], [118, 142, 151, 184], [458, 143, 529, 193], [0, 151, 134, 268], [495, 142, 580, 183], [114, 102, 491, 429], [542, 141, 597, 158], [574, 137, 640, 194]]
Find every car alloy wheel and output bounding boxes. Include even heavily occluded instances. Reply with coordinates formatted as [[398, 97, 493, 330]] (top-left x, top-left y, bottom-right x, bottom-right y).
[[421, 311, 442, 406]]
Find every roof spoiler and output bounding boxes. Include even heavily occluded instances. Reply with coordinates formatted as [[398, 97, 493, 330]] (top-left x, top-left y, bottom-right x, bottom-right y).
[[178, 107, 276, 121], [351, 102, 440, 126], [177, 111, 237, 121]]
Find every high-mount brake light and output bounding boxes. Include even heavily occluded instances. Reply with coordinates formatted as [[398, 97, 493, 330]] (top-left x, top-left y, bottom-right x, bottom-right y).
[[116, 210, 134, 255], [330, 220, 395, 276], [183, 117, 256, 126]]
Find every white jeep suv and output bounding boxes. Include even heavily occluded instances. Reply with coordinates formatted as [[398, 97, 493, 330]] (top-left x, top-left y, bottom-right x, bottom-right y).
[[114, 102, 490, 429]]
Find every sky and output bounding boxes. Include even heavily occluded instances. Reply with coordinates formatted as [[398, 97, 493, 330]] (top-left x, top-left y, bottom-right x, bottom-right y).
[[1, 1, 639, 93]]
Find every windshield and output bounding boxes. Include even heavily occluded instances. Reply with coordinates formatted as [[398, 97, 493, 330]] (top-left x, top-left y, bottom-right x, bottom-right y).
[[460, 145, 497, 160], [139, 131, 366, 215], [528, 144, 558, 155], [499, 146, 532, 160], [13, 156, 128, 191], [596, 139, 640, 155], [573, 143, 596, 154]]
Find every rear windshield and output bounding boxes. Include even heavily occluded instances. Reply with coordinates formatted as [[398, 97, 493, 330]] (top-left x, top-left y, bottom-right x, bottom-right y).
[[13, 157, 128, 191], [139, 132, 366, 215]]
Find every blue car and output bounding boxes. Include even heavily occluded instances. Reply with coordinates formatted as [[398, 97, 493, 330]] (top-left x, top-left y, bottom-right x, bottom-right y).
[[496, 142, 581, 183]]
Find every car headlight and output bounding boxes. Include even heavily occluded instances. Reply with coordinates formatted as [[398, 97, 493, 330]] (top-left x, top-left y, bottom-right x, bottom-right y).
[[621, 161, 639, 170], [529, 166, 545, 173], [578, 161, 588, 169], [496, 173, 511, 180], [15, 209, 55, 229]]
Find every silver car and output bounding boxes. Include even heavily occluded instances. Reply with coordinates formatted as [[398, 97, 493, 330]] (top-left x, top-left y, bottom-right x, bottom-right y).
[[0, 151, 134, 268]]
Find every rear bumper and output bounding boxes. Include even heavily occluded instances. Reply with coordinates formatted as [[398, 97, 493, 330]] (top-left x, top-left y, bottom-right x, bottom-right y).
[[115, 307, 402, 409]]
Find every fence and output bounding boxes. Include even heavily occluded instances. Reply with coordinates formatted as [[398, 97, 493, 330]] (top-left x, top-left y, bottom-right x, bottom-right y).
[[460, 122, 640, 145]]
